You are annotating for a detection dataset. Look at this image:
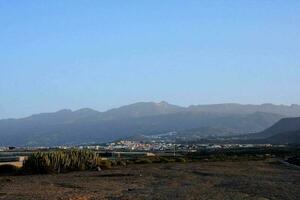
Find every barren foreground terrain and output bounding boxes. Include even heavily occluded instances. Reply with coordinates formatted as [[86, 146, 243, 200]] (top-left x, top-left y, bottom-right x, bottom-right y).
[[0, 160, 299, 200]]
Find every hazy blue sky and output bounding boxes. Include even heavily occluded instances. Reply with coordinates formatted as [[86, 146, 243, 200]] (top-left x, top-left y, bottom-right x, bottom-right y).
[[1, 0, 300, 119]]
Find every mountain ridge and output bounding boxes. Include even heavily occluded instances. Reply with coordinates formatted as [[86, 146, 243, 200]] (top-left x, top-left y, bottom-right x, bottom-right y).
[[2, 102, 300, 121], [0, 101, 299, 146]]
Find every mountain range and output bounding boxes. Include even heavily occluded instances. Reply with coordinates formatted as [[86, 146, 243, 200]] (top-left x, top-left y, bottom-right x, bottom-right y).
[[1, 102, 300, 146]]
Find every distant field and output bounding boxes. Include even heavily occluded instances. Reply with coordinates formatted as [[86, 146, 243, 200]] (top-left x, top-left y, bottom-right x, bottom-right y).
[[0, 160, 299, 200]]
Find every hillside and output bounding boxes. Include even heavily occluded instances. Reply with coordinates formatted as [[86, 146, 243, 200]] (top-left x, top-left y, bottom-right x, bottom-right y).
[[264, 131, 300, 144], [250, 117, 300, 138], [0, 102, 295, 146], [188, 103, 300, 117]]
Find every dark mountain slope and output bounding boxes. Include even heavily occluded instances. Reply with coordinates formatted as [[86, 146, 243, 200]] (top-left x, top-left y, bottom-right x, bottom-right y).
[[264, 130, 300, 144], [250, 117, 300, 138]]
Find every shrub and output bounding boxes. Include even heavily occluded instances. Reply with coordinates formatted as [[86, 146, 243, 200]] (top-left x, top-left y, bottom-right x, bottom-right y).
[[134, 158, 152, 164], [117, 160, 127, 167], [125, 160, 134, 165], [0, 164, 20, 175], [99, 160, 112, 169], [175, 157, 186, 163], [150, 156, 178, 163], [110, 160, 117, 166], [158, 157, 172, 163], [23, 150, 103, 174]]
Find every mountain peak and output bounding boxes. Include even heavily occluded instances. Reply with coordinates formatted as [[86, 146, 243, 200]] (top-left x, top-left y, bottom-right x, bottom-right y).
[[55, 109, 73, 113], [74, 108, 99, 114], [156, 101, 170, 106]]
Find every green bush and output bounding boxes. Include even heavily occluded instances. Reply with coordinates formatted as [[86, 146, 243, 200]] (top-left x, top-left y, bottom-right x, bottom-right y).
[[23, 150, 103, 174]]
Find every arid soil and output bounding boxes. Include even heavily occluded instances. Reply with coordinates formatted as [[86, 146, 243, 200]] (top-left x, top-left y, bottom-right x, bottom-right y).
[[0, 160, 299, 200]]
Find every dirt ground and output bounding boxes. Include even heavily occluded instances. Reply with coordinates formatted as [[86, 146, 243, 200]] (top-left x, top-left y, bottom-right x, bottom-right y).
[[0, 160, 299, 200]]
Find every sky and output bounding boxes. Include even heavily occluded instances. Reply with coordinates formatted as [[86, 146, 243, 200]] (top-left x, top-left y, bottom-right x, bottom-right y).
[[0, 0, 300, 119]]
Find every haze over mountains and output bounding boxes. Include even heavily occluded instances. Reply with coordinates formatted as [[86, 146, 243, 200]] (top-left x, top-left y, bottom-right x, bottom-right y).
[[1, 102, 300, 146]]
